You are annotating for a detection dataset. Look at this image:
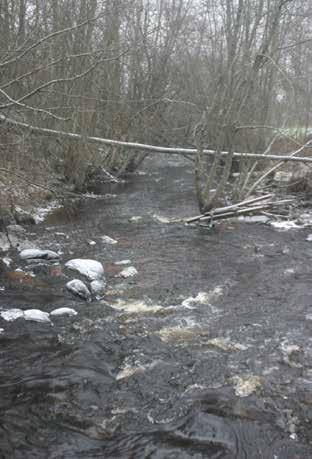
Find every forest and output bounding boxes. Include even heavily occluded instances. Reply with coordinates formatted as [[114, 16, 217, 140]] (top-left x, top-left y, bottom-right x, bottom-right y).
[[0, 0, 311, 214]]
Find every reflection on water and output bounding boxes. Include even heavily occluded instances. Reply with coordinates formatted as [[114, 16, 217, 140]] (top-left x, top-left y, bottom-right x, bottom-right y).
[[1, 158, 312, 457]]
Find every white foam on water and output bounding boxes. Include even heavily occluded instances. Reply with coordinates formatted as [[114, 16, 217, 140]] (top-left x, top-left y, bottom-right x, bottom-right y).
[[109, 299, 163, 314], [181, 287, 223, 311], [270, 221, 301, 231], [206, 337, 249, 352], [232, 375, 263, 397], [33, 201, 61, 223]]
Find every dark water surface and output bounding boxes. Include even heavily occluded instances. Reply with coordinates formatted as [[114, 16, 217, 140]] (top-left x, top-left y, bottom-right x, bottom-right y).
[[1, 157, 312, 458]]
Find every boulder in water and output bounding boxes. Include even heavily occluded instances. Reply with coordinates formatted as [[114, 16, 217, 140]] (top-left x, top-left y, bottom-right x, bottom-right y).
[[66, 279, 91, 301], [90, 279, 106, 297], [20, 249, 59, 260], [0, 308, 24, 322], [24, 309, 51, 323], [50, 307, 77, 317], [65, 258, 104, 281]]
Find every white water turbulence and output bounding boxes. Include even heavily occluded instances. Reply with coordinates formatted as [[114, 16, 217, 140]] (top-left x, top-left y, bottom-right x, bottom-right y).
[[108, 299, 163, 314]]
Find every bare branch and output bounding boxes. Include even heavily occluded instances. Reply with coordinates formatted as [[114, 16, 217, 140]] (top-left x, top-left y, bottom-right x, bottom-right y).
[[0, 15, 103, 68]]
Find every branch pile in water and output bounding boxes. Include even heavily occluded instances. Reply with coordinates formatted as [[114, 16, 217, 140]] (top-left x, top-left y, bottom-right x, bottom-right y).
[[185, 194, 293, 225]]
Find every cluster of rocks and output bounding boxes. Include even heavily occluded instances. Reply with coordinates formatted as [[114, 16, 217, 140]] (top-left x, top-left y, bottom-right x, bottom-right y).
[[0, 250, 107, 325], [19, 249, 107, 302], [0, 307, 77, 324], [65, 258, 106, 301]]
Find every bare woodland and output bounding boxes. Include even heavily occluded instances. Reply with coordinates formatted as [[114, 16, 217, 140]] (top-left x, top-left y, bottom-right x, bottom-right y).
[[0, 0, 311, 211]]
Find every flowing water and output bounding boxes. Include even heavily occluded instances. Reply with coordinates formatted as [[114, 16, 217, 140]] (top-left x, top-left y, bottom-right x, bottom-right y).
[[1, 157, 312, 458]]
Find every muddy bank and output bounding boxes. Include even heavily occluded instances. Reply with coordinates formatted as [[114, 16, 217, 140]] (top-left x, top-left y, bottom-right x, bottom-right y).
[[1, 157, 312, 458]]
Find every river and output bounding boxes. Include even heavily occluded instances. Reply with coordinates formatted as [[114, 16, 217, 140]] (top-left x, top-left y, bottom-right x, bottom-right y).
[[1, 156, 312, 458]]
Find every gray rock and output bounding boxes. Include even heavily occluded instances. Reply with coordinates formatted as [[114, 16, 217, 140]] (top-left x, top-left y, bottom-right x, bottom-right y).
[[65, 258, 104, 280], [24, 309, 51, 323], [0, 309, 24, 322], [20, 249, 59, 260], [66, 279, 91, 301], [90, 279, 106, 297]]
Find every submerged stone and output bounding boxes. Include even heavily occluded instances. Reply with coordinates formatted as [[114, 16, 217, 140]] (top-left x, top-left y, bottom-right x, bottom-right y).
[[20, 249, 59, 260], [66, 279, 91, 301], [65, 258, 104, 281]]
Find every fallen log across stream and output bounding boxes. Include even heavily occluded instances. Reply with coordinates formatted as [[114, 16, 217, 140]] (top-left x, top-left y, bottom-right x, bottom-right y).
[[184, 194, 293, 225], [1, 114, 312, 164]]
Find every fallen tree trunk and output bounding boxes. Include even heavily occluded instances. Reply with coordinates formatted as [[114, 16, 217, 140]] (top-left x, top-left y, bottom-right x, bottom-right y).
[[1, 114, 312, 164], [185, 194, 293, 225]]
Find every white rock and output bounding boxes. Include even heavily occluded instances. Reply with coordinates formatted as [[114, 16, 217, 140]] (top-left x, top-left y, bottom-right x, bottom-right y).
[[101, 235, 118, 245], [119, 266, 138, 278], [0, 328, 4, 334], [114, 260, 131, 266], [306, 234, 312, 242], [88, 240, 96, 246], [90, 279, 106, 296], [66, 279, 91, 301], [24, 309, 51, 323], [65, 259, 104, 280], [50, 307, 78, 317], [20, 249, 59, 260], [0, 309, 24, 321]]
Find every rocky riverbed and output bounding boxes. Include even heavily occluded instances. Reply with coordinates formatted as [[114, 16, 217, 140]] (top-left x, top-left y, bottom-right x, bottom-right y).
[[1, 157, 312, 458]]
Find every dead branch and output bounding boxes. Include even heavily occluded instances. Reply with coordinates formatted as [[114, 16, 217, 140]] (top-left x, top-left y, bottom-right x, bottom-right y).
[[185, 195, 293, 226]]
